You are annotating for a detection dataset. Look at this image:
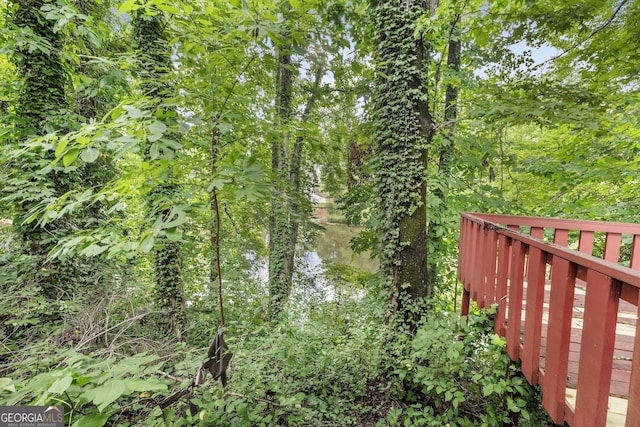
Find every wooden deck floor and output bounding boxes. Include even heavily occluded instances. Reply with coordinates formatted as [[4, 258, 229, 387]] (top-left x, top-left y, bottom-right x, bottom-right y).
[[521, 283, 637, 425]]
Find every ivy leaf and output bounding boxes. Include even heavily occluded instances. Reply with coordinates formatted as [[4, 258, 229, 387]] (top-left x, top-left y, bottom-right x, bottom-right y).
[[92, 379, 126, 412], [80, 147, 100, 163], [63, 149, 80, 167]]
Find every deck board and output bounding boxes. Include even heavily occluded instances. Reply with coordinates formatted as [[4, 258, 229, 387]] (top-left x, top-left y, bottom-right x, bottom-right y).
[[519, 282, 637, 425]]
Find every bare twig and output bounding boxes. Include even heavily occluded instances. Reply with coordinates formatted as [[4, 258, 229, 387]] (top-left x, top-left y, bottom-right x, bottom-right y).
[[74, 311, 159, 352]]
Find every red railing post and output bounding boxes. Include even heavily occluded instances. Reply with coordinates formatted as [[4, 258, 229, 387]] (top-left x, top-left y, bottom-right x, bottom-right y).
[[479, 226, 490, 308], [506, 240, 526, 360], [631, 235, 640, 270], [486, 228, 498, 306], [626, 291, 640, 427], [554, 228, 569, 247], [458, 216, 466, 284], [578, 230, 595, 255], [459, 217, 471, 318], [522, 227, 546, 384], [574, 271, 620, 426], [604, 233, 623, 263], [494, 234, 510, 336], [542, 257, 577, 424], [471, 222, 481, 303]]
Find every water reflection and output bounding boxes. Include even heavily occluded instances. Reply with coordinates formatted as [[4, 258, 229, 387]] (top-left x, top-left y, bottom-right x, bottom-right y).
[[312, 223, 378, 274], [250, 224, 378, 302]]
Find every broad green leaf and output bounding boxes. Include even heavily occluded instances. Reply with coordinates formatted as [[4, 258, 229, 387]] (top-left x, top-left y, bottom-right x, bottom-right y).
[[80, 147, 100, 163], [123, 378, 167, 392], [0, 378, 15, 393], [162, 208, 187, 229], [164, 228, 183, 241], [92, 379, 126, 412], [149, 143, 160, 159], [148, 133, 163, 142], [63, 148, 80, 166], [208, 178, 231, 191], [118, 0, 137, 14], [48, 373, 73, 394], [156, 3, 180, 14], [148, 121, 167, 134], [55, 140, 68, 158], [218, 123, 233, 134], [139, 234, 155, 253], [123, 105, 143, 118], [71, 413, 111, 427], [81, 244, 108, 257]]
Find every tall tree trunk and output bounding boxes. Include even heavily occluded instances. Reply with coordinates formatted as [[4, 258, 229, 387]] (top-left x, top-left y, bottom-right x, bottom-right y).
[[267, 35, 294, 320], [284, 65, 323, 293], [373, 0, 433, 315], [427, 15, 461, 289], [133, 11, 187, 340], [267, 17, 324, 320], [10, 0, 70, 300]]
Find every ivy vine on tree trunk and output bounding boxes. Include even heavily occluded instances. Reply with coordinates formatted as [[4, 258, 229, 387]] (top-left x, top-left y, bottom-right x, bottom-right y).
[[9, 0, 72, 301], [133, 9, 187, 340], [372, 0, 433, 317], [267, 25, 294, 321]]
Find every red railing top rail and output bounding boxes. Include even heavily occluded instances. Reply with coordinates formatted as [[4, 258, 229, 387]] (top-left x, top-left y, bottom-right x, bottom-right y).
[[467, 212, 640, 234], [462, 212, 640, 291]]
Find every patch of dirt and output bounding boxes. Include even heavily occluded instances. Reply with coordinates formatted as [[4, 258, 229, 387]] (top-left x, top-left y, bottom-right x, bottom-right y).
[[353, 380, 400, 427]]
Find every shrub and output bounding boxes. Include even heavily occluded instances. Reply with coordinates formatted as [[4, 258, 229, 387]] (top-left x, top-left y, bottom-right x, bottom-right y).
[[385, 308, 552, 426]]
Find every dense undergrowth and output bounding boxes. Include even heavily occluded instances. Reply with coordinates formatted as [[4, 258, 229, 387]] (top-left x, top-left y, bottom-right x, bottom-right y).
[[1, 256, 551, 427]]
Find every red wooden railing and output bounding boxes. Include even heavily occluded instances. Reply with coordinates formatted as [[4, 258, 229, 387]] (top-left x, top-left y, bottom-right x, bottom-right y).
[[458, 213, 640, 427]]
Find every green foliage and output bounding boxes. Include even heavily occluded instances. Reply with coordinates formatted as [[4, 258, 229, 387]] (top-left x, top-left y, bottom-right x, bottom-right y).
[[383, 308, 551, 426], [1, 347, 172, 426]]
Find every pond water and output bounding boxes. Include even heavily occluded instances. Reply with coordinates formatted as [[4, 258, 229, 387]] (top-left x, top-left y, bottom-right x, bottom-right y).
[[250, 223, 378, 301], [311, 223, 378, 274]]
